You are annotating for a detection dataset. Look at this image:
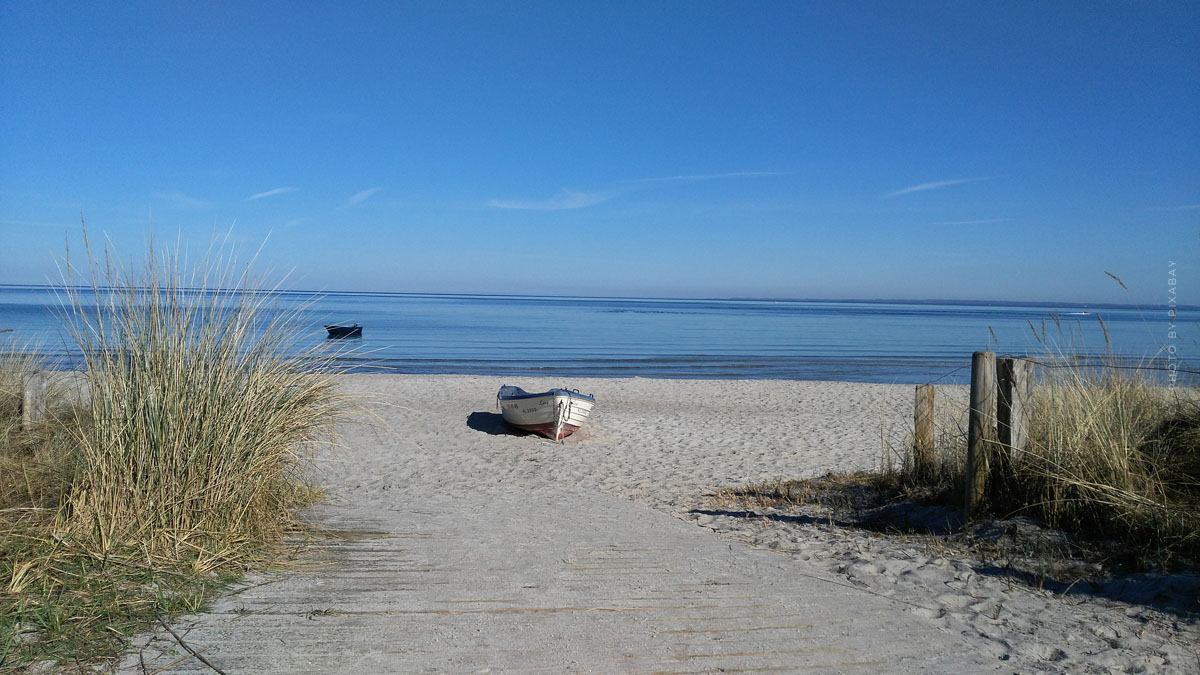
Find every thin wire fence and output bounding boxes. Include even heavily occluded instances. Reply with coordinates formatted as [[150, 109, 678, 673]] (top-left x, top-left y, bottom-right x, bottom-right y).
[[1013, 356, 1200, 377], [918, 354, 1200, 388]]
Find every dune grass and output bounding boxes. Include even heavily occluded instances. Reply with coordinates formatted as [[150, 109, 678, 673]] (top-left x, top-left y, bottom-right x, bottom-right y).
[[1004, 363, 1200, 563], [887, 358, 1200, 568], [1, 235, 348, 669], [717, 346, 1199, 573]]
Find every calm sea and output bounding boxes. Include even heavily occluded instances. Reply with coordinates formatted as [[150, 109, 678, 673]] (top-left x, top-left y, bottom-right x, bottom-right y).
[[0, 285, 1193, 385]]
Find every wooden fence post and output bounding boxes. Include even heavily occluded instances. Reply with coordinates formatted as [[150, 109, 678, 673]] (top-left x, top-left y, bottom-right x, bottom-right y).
[[965, 351, 996, 518], [914, 384, 935, 478], [21, 371, 46, 430], [994, 358, 1023, 504], [997, 358, 1034, 463]]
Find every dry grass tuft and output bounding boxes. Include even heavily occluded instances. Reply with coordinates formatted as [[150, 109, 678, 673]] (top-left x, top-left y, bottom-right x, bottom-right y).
[[53, 231, 347, 568], [1010, 365, 1200, 563], [1, 231, 350, 668], [715, 471, 899, 513], [890, 358, 1200, 568]]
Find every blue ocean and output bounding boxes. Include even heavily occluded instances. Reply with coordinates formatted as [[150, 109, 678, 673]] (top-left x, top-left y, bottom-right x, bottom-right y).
[[0, 285, 1193, 385]]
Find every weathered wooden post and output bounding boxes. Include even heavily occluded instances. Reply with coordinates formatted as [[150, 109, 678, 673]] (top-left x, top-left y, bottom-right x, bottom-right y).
[[995, 357, 1034, 504], [997, 358, 1034, 460], [913, 384, 936, 478], [965, 351, 996, 517], [21, 371, 47, 430]]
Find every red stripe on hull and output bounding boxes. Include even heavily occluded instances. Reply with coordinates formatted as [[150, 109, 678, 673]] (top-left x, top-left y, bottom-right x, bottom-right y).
[[511, 422, 581, 441]]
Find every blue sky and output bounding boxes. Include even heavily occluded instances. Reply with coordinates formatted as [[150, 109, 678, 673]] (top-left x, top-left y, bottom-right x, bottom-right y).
[[1, 1, 1197, 304]]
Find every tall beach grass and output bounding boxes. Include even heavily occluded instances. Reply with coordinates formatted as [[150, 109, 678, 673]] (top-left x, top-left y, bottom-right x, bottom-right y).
[[893, 354, 1200, 567], [2, 232, 349, 667], [1008, 361, 1199, 560]]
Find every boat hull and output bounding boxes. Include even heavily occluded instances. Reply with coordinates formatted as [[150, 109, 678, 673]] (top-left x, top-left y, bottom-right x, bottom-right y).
[[497, 386, 595, 440], [325, 324, 362, 338]]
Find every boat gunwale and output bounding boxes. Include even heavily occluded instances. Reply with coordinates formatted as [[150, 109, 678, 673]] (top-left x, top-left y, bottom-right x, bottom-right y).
[[497, 386, 595, 402]]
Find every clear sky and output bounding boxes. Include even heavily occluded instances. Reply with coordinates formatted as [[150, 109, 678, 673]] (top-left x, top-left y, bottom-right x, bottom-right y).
[[2, 1, 1197, 304]]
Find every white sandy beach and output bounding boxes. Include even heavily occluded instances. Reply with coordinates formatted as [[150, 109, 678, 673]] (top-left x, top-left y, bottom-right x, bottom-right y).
[[116, 374, 1199, 673]]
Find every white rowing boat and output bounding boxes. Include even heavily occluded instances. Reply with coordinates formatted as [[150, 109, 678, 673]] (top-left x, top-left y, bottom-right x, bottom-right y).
[[497, 385, 595, 440]]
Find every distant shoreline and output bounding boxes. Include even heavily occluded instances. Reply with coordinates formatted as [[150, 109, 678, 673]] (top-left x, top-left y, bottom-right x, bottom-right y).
[[0, 283, 1192, 312]]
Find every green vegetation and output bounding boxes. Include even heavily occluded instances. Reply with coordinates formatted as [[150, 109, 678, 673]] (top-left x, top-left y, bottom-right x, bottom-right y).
[[1, 235, 347, 669]]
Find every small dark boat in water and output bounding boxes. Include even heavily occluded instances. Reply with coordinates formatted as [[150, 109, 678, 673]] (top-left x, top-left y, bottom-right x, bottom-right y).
[[325, 324, 362, 338]]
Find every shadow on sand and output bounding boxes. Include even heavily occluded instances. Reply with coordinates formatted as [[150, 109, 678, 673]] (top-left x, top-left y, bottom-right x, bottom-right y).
[[690, 506, 1199, 619], [466, 411, 524, 436]]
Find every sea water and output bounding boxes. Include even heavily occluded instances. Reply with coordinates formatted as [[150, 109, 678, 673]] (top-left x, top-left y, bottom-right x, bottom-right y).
[[0, 285, 1193, 385]]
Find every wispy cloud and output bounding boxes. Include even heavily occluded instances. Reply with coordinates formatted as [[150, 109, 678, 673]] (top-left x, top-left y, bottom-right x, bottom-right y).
[[931, 218, 1012, 225], [490, 171, 779, 211], [247, 186, 297, 201], [633, 171, 783, 183], [1154, 203, 1200, 212], [153, 190, 213, 209], [346, 187, 382, 207], [489, 189, 613, 211], [884, 177, 990, 198]]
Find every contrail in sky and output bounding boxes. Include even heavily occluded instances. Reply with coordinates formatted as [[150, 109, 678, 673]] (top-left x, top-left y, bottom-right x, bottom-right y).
[[489, 190, 612, 211], [346, 187, 382, 207], [490, 171, 779, 210], [247, 186, 297, 201], [884, 177, 990, 198]]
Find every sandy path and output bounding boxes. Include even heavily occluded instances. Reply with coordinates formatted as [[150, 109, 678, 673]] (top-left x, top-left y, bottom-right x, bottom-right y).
[[115, 375, 1197, 673]]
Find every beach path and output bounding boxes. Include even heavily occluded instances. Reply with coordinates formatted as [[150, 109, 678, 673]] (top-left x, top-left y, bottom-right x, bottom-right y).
[[116, 375, 997, 673]]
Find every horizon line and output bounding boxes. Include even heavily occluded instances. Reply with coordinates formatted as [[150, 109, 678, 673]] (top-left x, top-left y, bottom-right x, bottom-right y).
[[0, 282, 1186, 311]]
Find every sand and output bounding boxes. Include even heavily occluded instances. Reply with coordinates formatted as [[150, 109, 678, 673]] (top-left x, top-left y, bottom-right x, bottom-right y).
[[114, 374, 1199, 673]]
